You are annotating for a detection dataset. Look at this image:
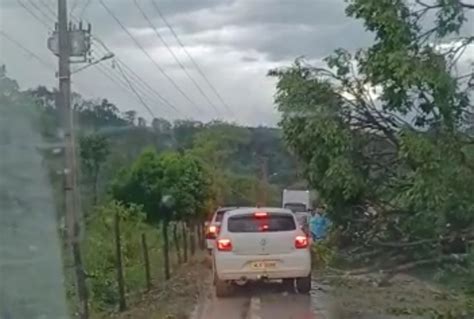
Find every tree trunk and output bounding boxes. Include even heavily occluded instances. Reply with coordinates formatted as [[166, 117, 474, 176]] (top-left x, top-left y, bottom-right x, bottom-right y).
[[190, 222, 196, 257], [173, 223, 182, 264], [182, 222, 188, 263], [162, 221, 171, 280], [114, 213, 126, 311]]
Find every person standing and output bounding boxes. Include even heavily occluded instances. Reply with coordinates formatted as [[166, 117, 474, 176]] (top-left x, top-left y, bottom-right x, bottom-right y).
[[308, 208, 320, 241], [314, 205, 330, 240], [313, 205, 331, 241]]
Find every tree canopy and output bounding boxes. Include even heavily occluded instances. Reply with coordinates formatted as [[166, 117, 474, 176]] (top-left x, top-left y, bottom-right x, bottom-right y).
[[270, 0, 474, 253]]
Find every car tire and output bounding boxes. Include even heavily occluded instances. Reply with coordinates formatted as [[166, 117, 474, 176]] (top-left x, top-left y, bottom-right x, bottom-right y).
[[296, 275, 311, 294], [282, 278, 295, 293], [215, 278, 232, 298]]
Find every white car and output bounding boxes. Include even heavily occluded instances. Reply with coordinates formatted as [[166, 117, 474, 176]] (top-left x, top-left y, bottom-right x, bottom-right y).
[[212, 207, 312, 297], [205, 207, 237, 253]]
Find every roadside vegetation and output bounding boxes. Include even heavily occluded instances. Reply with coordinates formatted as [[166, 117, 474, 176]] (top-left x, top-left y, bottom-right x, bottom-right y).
[[1, 65, 303, 317], [3, 0, 474, 317], [272, 0, 474, 317]]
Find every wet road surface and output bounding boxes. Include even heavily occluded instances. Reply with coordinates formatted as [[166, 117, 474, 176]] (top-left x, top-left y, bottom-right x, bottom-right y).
[[195, 280, 332, 319], [194, 277, 424, 319]]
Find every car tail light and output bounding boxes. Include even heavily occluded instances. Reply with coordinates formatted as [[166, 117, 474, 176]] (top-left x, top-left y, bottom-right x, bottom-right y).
[[205, 225, 219, 239], [254, 211, 268, 218], [217, 238, 232, 251], [295, 235, 309, 249], [206, 232, 216, 239]]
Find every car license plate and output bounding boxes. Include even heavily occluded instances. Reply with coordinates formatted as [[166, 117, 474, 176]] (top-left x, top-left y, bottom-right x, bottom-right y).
[[251, 261, 277, 269]]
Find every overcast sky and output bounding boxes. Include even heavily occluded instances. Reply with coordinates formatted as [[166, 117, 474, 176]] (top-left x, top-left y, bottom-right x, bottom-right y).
[[0, 0, 472, 126], [0, 0, 374, 126]]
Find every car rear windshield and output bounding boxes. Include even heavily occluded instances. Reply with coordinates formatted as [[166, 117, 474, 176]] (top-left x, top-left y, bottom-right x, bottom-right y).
[[227, 213, 296, 233], [284, 203, 307, 213], [215, 210, 226, 222], [214, 208, 233, 223]]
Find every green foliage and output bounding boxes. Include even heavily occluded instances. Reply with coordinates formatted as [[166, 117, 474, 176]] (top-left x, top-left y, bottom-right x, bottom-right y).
[[311, 241, 335, 269], [159, 152, 212, 221], [111, 148, 165, 223], [270, 0, 474, 250], [26, 83, 301, 212], [270, 61, 367, 223], [79, 134, 110, 179], [83, 201, 162, 311], [75, 98, 127, 131], [111, 148, 213, 223], [79, 134, 110, 206]]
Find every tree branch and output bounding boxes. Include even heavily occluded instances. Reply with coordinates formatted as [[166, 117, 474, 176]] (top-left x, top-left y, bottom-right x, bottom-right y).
[[415, 0, 442, 9], [460, 1, 474, 9]]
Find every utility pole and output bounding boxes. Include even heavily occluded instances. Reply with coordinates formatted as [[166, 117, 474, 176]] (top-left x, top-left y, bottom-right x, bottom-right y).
[[55, 0, 89, 317]]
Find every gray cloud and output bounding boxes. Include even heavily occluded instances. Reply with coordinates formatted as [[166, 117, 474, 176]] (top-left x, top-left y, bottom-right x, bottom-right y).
[[3, 0, 469, 126], [96, 0, 373, 61]]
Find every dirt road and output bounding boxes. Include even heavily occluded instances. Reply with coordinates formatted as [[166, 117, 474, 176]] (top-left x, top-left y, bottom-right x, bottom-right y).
[[194, 280, 330, 319], [98, 255, 469, 319], [193, 274, 470, 319]]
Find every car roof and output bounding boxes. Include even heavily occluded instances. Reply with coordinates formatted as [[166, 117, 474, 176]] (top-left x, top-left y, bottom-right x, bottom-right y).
[[224, 207, 294, 217], [215, 206, 238, 213]]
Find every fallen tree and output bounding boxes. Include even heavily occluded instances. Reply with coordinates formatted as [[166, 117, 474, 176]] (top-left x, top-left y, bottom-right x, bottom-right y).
[[270, 0, 474, 273]]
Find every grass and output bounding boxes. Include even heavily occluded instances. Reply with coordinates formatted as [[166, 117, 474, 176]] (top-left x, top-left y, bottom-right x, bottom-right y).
[[93, 252, 210, 319]]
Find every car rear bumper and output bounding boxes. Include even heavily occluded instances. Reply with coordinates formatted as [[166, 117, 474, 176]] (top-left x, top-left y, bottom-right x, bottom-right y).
[[217, 268, 310, 280], [215, 251, 311, 280]]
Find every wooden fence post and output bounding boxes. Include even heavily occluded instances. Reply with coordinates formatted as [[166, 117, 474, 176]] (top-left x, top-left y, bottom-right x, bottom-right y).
[[114, 212, 126, 311], [182, 222, 188, 263], [173, 223, 182, 264], [190, 222, 196, 257], [141, 233, 151, 291], [162, 221, 171, 280]]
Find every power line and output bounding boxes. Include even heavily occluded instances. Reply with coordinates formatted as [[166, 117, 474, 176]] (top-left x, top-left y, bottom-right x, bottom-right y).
[[84, 52, 173, 116], [150, 0, 235, 116], [96, 57, 181, 117], [0, 29, 94, 97], [115, 59, 182, 115], [78, 0, 93, 20], [132, 0, 222, 117], [14, 0, 179, 118], [92, 37, 182, 115], [69, 0, 80, 17], [33, 0, 167, 114], [115, 61, 155, 118], [38, 0, 57, 19], [27, 0, 56, 22], [15, 0, 51, 29], [0, 29, 54, 69], [12, 0, 146, 112], [98, 0, 205, 114], [93, 61, 135, 95]]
